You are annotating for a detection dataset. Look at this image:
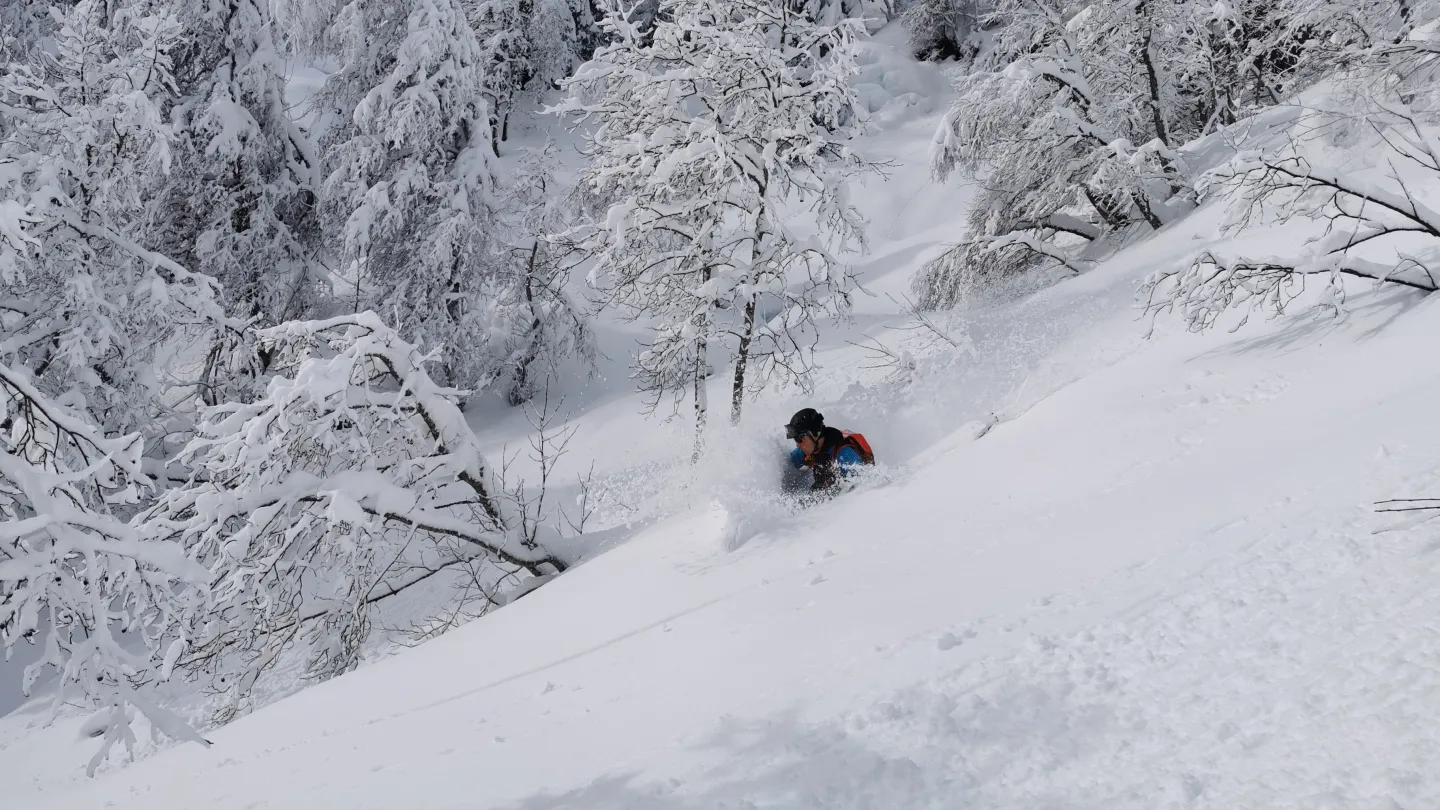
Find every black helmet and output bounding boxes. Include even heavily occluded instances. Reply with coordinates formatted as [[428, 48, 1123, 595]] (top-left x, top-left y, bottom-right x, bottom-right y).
[[785, 408, 825, 440]]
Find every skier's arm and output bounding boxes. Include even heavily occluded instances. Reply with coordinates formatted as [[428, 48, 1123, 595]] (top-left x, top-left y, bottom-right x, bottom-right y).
[[789, 447, 805, 468], [835, 446, 863, 476]]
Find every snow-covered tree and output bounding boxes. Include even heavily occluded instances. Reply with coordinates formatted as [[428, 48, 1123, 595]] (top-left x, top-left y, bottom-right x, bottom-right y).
[[1140, 145, 1440, 333], [279, 0, 502, 391], [143, 313, 569, 717], [0, 1, 243, 762], [573, 0, 607, 52], [1190, 0, 1312, 129], [787, 0, 865, 24], [148, 0, 325, 333], [1142, 3, 1440, 332], [915, 0, 1227, 307], [1235, 0, 1427, 96], [531, 0, 594, 89], [0, 366, 211, 774], [470, 0, 589, 152], [903, 0, 980, 62], [0, 1, 61, 66], [493, 143, 593, 406], [0, 0, 231, 440], [610, 0, 663, 39], [915, 0, 1440, 309], [556, 0, 870, 451], [470, 0, 534, 153]]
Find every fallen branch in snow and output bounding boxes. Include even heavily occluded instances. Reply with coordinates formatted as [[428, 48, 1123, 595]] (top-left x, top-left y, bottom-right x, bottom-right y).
[[1010, 213, 1105, 243], [1374, 498, 1440, 513], [914, 223, 1099, 308], [985, 231, 1097, 277], [1209, 154, 1440, 240]]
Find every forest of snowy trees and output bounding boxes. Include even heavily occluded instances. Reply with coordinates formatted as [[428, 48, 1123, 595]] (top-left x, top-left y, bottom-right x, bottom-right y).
[[915, 0, 1440, 310], [3, 0, 1439, 773]]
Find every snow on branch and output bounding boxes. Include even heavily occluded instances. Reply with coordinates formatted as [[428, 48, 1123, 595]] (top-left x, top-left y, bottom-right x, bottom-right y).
[[1141, 249, 1437, 334], [985, 231, 1097, 277], [143, 313, 567, 715], [403, 384, 592, 644], [1150, 138, 1440, 333], [0, 365, 210, 772], [0, 0, 235, 441], [921, 0, 1227, 306], [1205, 153, 1440, 239], [913, 219, 1098, 310], [1011, 213, 1105, 242]]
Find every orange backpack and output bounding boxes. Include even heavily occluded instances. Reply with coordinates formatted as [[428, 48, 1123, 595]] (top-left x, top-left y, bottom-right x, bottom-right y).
[[840, 430, 875, 465]]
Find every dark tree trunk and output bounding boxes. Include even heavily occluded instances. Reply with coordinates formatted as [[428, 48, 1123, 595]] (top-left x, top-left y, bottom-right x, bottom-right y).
[[730, 294, 756, 425], [692, 267, 711, 464], [1136, 0, 1170, 147], [508, 242, 544, 406]]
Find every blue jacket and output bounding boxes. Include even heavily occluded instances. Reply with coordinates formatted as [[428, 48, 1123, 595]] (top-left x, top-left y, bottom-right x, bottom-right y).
[[790, 427, 871, 491], [789, 445, 864, 472]]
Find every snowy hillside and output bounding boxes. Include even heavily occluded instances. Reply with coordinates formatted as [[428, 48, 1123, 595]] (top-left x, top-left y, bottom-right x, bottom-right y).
[[9, 0, 1440, 806], [9, 14, 1440, 810], [11, 189, 1440, 810]]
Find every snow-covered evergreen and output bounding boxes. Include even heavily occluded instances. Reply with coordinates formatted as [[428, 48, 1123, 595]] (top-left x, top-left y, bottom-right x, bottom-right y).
[[280, 0, 504, 390], [150, 0, 324, 332]]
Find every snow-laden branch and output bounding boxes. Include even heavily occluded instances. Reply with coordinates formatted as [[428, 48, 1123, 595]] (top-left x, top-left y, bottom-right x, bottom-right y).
[[1011, 213, 1105, 242], [1141, 249, 1437, 334], [0, 365, 210, 772], [1207, 154, 1440, 238], [143, 313, 566, 713], [919, 0, 1223, 306], [1154, 138, 1440, 333], [986, 231, 1096, 276]]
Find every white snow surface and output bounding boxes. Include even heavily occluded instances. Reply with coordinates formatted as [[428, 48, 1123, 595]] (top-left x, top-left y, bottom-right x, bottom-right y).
[[8, 30, 1440, 810]]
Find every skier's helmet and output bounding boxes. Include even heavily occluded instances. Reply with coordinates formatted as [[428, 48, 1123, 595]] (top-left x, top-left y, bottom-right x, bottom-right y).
[[785, 408, 826, 440]]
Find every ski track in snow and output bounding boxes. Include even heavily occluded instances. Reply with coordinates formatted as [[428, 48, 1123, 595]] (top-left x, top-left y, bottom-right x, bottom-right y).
[[382, 588, 748, 723]]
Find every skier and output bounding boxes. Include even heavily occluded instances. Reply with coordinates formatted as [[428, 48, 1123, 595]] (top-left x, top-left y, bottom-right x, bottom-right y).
[[784, 408, 875, 494]]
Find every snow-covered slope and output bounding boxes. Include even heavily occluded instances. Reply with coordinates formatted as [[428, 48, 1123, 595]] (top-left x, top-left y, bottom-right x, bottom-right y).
[[8, 28, 1440, 810]]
